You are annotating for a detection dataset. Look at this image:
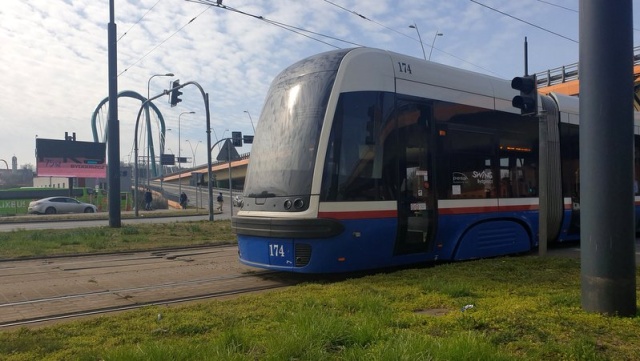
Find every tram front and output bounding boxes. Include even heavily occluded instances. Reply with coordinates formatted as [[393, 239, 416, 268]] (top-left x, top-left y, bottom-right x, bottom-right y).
[[232, 49, 352, 272]]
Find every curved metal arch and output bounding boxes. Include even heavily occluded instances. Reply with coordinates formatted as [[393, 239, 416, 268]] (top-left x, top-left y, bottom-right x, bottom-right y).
[[91, 90, 167, 177]]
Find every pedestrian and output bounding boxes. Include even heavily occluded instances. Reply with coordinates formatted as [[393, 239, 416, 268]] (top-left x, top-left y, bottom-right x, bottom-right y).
[[217, 192, 224, 212], [144, 188, 153, 211], [180, 192, 188, 209]]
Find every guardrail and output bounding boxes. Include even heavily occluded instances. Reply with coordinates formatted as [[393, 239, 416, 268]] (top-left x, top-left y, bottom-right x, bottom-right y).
[[535, 45, 640, 87]]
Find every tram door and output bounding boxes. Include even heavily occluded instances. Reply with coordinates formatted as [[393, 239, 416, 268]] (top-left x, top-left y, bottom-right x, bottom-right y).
[[394, 100, 436, 255]]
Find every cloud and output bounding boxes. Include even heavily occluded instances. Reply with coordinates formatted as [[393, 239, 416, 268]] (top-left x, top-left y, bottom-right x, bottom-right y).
[[0, 0, 636, 169]]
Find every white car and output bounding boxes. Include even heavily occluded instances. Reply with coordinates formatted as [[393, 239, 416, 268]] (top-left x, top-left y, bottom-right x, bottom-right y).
[[28, 197, 98, 215]]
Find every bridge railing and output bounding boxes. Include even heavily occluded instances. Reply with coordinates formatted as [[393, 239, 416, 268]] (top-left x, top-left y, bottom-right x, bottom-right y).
[[535, 45, 640, 87]]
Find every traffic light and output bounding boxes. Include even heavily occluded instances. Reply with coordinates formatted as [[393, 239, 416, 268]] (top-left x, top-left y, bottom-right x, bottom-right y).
[[231, 131, 242, 146], [243, 135, 254, 144], [511, 75, 538, 116], [170, 80, 182, 107]]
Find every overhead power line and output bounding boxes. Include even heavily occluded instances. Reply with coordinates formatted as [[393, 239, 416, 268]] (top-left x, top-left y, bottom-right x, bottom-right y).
[[118, 5, 212, 77], [323, 0, 501, 75], [187, 0, 363, 48], [118, 0, 163, 42], [536, 0, 577, 13], [536, 0, 639, 32], [470, 0, 578, 43]]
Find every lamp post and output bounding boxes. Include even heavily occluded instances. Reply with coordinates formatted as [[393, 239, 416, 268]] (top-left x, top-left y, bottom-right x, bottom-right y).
[[146, 73, 174, 186], [186, 139, 201, 168], [409, 23, 427, 60], [178, 111, 195, 195], [428, 31, 443, 61], [244, 110, 256, 133]]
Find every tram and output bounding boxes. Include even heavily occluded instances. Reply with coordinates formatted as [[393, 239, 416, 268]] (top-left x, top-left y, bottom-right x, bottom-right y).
[[231, 47, 640, 273]]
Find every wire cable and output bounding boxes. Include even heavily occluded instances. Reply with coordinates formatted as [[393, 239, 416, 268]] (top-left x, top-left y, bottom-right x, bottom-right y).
[[470, 0, 578, 43], [186, 0, 358, 48], [322, 0, 501, 75], [537, 0, 577, 13], [118, 5, 211, 77], [118, 0, 163, 42]]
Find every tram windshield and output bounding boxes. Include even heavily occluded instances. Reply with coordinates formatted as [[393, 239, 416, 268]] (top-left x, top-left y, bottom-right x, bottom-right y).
[[243, 49, 349, 198]]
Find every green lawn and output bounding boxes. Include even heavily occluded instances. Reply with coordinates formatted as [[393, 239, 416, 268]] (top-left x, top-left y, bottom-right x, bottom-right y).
[[0, 219, 234, 259], [0, 221, 638, 360]]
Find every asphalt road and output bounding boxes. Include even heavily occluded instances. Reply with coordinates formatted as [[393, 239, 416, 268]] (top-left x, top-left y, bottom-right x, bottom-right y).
[[0, 214, 213, 232]]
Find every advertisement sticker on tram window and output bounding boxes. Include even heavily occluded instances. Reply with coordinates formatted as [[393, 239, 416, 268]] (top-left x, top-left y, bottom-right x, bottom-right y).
[[452, 172, 469, 184], [472, 169, 493, 186], [410, 203, 427, 211], [268, 241, 294, 267]]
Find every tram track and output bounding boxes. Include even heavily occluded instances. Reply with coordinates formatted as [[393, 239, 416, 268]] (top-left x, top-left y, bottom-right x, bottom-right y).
[[0, 283, 286, 329], [0, 245, 299, 329]]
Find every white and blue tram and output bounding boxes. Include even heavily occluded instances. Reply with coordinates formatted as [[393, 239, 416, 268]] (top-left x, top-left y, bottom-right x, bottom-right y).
[[231, 47, 640, 273]]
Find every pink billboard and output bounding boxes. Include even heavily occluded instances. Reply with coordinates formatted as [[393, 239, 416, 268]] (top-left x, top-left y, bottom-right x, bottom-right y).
[[36, 139, 106, 178]]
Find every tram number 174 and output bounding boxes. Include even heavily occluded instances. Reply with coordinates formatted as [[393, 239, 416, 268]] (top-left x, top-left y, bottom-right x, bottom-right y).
[[269, 244, 286, 257]]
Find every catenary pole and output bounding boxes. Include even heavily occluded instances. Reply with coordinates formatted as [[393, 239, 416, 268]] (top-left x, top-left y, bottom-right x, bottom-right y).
[[579, 0, 636, 315], [107, 0, 121, 227]]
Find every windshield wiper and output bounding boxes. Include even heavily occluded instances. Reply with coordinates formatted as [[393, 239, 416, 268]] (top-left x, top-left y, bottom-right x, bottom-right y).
[[248, 191, 276, 198]]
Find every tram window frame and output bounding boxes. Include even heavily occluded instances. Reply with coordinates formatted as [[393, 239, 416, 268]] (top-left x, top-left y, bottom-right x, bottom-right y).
[[442, 129, 496, 199], [435, 104, 539, 200], [320, 91, 395, 202]]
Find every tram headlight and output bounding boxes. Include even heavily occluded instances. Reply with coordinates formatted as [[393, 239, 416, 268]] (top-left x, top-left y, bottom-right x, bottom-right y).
[[284, 199, 292, 210], [293, 198, 305, 209]]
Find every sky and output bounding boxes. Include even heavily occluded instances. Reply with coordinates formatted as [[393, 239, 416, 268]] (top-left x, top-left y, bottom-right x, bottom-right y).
[[0, 0, 638, 170]]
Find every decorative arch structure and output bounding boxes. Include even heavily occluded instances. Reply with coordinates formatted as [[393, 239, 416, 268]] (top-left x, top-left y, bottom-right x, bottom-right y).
[[91, 90, 167, 177]]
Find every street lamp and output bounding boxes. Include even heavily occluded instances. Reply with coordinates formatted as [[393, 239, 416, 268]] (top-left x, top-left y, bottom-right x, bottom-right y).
[[178, 111, 195, 195], [244, 110, 256, 133], [409, 23, 426, 60], [186, 140, 202, 168], [428, 31, 443, 61], [146, 72, 174, 186]]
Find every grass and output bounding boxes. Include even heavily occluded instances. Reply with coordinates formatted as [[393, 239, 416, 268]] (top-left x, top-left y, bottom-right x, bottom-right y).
[[0, 219, 235, 259], [0, 220, 638, 360], [0, 256, 639, 360]]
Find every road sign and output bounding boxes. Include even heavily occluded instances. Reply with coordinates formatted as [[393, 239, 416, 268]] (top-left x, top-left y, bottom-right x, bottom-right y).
[[217, 139, 241, 161]]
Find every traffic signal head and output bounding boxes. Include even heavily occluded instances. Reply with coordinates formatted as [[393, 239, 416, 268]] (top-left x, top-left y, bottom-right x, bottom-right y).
[[170, 80, 183, 107], [242, 135, 254, 144], [231, 131, 243, 147], [511, 75, 538, 116]]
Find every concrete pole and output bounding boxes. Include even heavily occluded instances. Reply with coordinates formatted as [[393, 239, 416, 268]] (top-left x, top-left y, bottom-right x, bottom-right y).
[[579, 0, 636, 315]]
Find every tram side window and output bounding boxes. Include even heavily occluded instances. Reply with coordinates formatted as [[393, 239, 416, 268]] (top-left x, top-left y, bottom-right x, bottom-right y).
[[560, 123, 579, 198], [498, 140, 538, 198], [320, 91, 395, 201], [445, 130, 496, 199]]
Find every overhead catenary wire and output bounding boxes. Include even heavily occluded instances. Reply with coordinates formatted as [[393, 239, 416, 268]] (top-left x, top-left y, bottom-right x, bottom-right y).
[[536, 0, 640, 32], [322, 0, 501, 75], [118, 0, 164, 42], [186, 0, 362, 48], [121, 0, 361, 78], [470, 0, 578, 43], [118, 4, 212, 77], [536, 0, 577, 13]]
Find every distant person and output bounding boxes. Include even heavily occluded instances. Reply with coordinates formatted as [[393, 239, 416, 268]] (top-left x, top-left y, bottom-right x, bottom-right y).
[[144, 189, 152, 211], [217, 192, 224, 212], [180, 192, 188, 209]]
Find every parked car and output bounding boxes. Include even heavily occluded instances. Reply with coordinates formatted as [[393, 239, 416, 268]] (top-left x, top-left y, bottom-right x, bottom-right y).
[[233, 195, 243, 207], [28, 197, 98, 215]]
